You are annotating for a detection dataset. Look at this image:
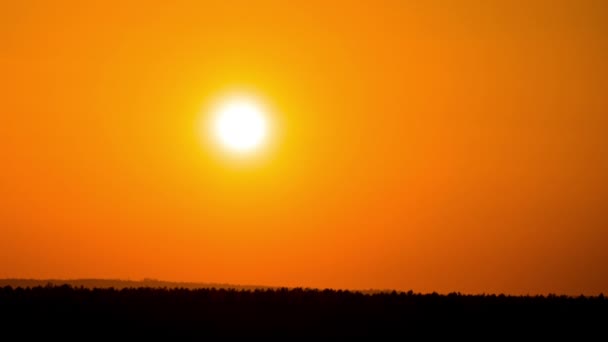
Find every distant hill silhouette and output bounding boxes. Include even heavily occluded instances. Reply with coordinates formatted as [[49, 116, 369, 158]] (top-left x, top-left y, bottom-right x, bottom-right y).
[[0, 278, 271, 290], [0, 278, 397, 294], [0, 284, 605, 338]]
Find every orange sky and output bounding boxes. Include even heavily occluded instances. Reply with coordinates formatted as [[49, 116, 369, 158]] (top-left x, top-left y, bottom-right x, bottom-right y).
[[1, 0, 607, 295]]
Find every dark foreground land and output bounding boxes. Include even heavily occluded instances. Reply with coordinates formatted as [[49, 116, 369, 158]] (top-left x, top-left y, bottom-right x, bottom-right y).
[[0, 285, 606, 338]]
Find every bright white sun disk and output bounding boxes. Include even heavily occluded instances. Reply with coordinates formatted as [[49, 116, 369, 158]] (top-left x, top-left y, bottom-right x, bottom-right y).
[[212, 98, 268, 153]]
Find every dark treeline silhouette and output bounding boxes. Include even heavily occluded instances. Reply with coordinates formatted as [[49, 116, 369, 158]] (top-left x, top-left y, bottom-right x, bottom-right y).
[[0, 285, 606, 338]]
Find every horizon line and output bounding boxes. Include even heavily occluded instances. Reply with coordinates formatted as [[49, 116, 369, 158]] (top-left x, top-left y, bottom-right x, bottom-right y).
[[0, 278, 603, 297]]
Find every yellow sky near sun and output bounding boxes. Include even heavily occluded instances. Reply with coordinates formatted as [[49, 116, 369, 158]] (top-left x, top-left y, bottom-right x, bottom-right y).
[[0, 0, 607, 295]]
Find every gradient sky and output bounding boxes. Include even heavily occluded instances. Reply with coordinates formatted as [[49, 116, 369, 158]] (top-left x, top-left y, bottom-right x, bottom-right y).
[[1, 1, 607, 295]]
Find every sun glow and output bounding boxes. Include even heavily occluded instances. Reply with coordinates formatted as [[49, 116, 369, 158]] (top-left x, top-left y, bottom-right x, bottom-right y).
[[210, 96, 269, 154]]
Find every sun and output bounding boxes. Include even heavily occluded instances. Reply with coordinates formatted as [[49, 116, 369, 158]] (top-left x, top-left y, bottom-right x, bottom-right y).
[[210, 95, 269, 154]]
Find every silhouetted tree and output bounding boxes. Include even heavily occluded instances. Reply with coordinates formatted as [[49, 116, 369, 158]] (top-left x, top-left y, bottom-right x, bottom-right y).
[[0, 285, 605, 338]]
